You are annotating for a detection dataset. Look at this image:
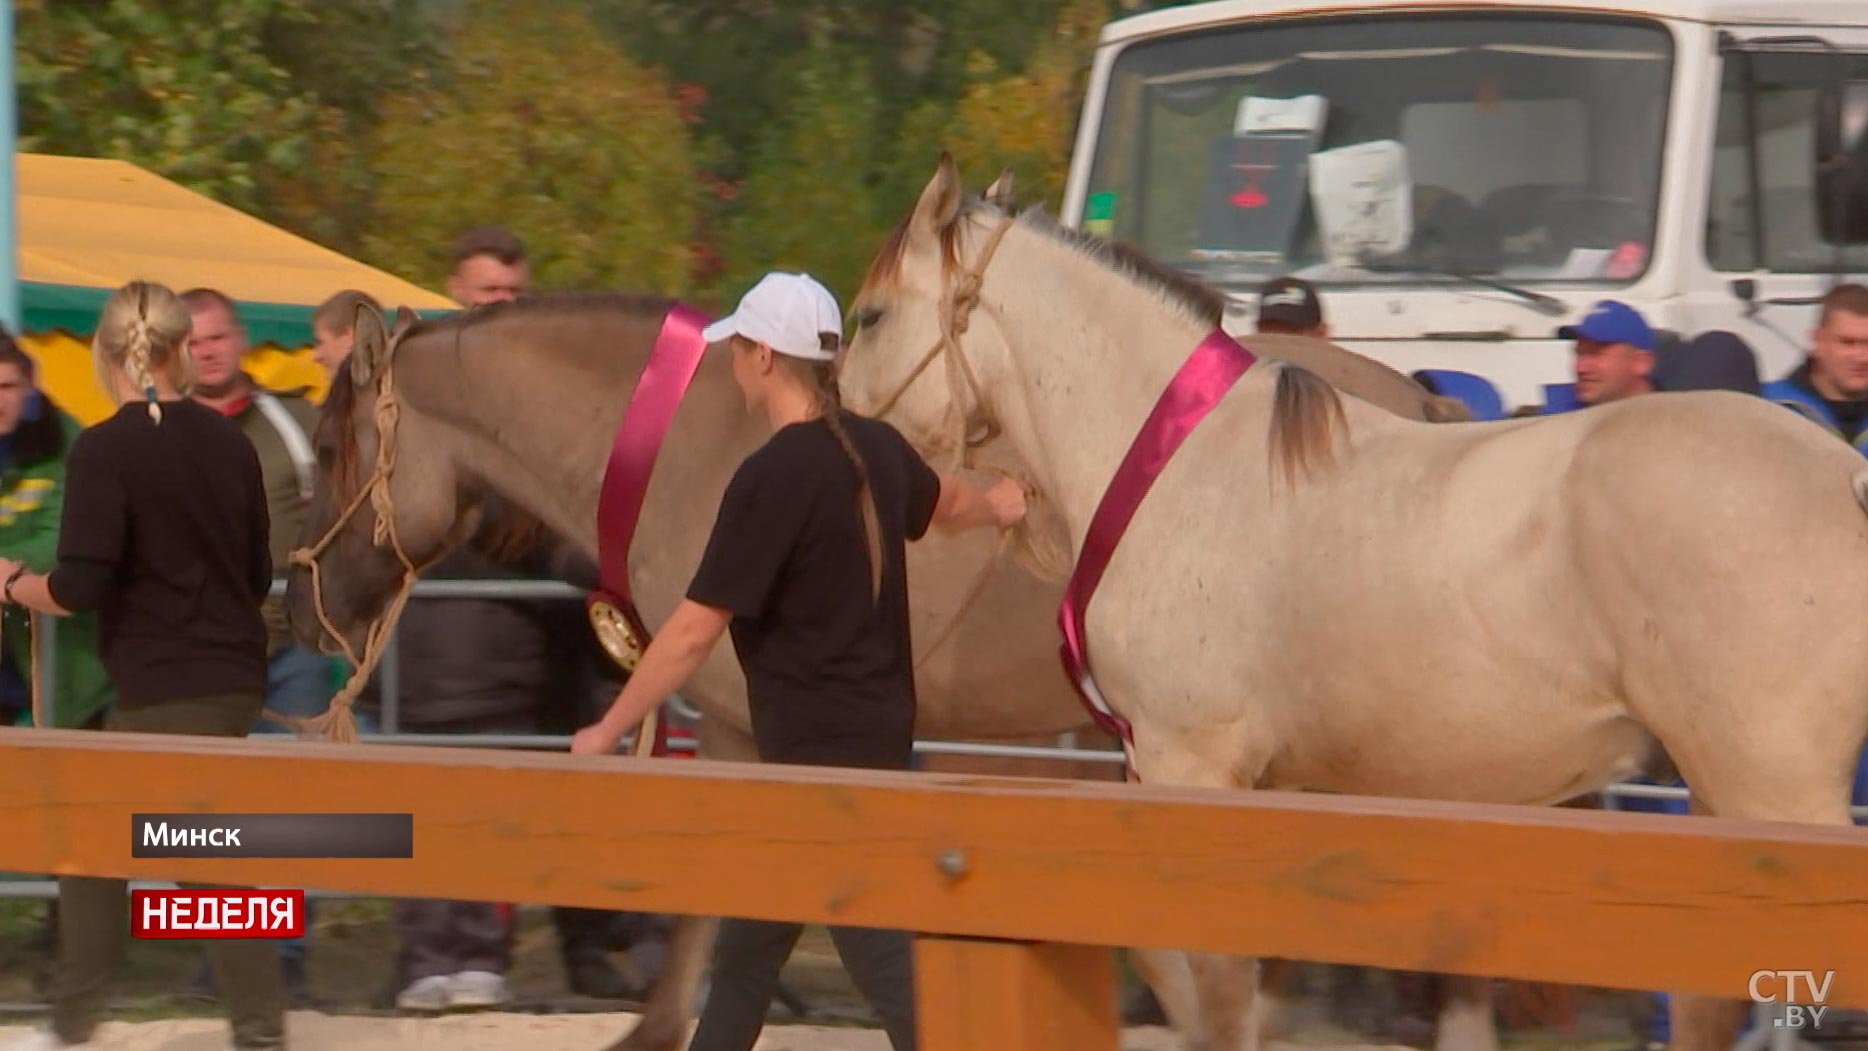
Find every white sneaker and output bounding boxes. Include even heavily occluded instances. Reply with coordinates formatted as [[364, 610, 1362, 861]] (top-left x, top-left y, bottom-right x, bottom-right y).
[[395, 974, 454, 1011], [446, 970, 512, 1009], [0, 1030, 91, 1050]]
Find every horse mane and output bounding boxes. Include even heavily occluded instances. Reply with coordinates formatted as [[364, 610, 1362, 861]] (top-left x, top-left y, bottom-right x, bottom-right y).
[[397, 290, 677, 342], [317, 364, 363, 496], [320, 292, 670, 492], [1013, 207, 1227, 326], [1003, 207, 1348, 489], [858, 197, 1225, 329], [860, 190, 1347, 491]]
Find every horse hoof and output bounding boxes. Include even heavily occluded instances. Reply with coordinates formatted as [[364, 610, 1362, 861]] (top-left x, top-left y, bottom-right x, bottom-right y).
[[604, 1015, 686, 1051]]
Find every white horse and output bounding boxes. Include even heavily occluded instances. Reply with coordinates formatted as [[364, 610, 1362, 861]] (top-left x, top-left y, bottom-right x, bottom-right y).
[[839, 154, 1868, 1051]]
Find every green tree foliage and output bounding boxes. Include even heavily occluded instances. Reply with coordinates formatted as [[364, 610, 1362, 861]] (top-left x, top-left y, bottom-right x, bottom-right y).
[[19, 0, 1139, 305], [589, 0, 1123, 303], [18, 0, 451, 253], [17, 0, 323, 214], [586, 0, 964, 180], [259, 0, 451, 251], [711, 29, 889, 311], [363, 4, 703, 295], [923, 0, 1113, 211]]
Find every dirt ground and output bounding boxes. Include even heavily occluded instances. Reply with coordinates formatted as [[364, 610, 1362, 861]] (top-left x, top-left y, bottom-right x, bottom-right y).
[[0, 896, 1840, 1051], [0, 1012, 969, 1051], [0, 1013, 1628, 1051]]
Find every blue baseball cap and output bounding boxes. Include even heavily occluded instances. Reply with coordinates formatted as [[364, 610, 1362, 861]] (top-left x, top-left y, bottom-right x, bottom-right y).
[[1558, 300, 1656, 352]]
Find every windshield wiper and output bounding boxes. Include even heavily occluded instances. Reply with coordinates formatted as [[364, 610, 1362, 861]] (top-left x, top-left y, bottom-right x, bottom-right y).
[[1355, 256, 1568, 317]]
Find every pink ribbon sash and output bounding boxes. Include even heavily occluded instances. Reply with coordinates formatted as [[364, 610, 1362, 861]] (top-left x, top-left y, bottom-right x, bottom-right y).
[[588, 302, 711, 762], [1057, 328, 1259, 743]]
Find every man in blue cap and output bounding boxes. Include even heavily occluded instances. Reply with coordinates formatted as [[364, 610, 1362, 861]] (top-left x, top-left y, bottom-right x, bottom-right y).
[[1549, 298, 1671, 1049], [1559, 299, 1657, 408]]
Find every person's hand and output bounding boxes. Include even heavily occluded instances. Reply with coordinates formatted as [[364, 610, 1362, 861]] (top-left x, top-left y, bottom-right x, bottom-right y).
[[984, 477, 1029, 529], [0, 558, 22, 602], [571, 720, 624, 757]]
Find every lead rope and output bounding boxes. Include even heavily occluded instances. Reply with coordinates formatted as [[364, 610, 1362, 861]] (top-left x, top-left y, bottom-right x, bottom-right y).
[[898, 215, 1027, 669], [869, 216, 1013, 454], [21, 611, 43, 729], [281, 334, 658, 757], [912, 525, 1012, 671], [264, 357, 423, 744]]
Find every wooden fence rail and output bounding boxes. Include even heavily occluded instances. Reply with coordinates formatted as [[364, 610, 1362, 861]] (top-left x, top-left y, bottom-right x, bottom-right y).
[[2, 728, 1866, 1049]]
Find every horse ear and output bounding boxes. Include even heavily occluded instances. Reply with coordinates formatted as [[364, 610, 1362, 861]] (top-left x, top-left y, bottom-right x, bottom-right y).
[[390, 306, 420, 341], [984, 167, 1015, 210], [914, 152, 964, 236], [349, 305, 389, 387]]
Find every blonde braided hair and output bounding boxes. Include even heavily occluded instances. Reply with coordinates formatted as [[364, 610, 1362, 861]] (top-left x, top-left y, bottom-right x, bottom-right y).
[[92, 281, 190, 422], [126, 314, 161, 423]]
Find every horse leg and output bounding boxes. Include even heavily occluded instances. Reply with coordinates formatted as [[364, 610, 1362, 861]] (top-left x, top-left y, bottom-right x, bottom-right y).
[[1131, 947, 1208, 1043], [1666, 792, 1752, 1051], [1132, 743, 1260, 1051], [1433, 975, 1499, 1051], [1665, 769, 1856, 1051], [1190, 952, 1261, 1051], [1251, 957, 1302, 1044], [607, 715, 761, 1051], [610, 915, 720, 1051]]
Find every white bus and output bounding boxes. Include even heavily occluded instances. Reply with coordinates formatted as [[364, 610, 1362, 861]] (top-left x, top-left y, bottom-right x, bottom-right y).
[[1061, 0, 1868, 412]]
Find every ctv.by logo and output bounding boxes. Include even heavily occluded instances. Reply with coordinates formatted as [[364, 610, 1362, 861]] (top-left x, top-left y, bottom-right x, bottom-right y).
[[1749, 970, 1836, 1028]]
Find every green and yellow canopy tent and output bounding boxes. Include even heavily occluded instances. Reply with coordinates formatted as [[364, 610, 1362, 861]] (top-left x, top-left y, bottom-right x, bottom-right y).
[[18, 153, 457, 424]]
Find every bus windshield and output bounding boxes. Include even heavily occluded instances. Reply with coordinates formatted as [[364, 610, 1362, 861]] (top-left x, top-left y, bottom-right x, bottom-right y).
[[1079, 13, 1674, 292]]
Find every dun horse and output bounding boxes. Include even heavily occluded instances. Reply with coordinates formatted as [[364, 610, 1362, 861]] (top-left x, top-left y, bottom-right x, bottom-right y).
[[838, 155, 1868, 1051], [284, 189, 1468, 1050]]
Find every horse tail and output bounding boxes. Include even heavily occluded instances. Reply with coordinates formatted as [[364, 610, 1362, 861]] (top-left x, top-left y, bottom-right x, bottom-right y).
[[1852, 469, 1868, 517], [1424, 394, 1474, 423], [1268, 364, 1349, 493]]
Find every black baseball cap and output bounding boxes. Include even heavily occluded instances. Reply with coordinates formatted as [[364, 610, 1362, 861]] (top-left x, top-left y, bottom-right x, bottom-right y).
[[1256, 276, 1324, 330]]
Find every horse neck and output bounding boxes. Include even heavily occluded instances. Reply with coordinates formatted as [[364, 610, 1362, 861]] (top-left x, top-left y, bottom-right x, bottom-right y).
[[395, 313, 657, 559], [978, 225, 1215, 552]]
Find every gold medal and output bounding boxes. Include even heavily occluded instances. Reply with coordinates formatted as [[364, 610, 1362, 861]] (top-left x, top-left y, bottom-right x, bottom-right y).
[[587, 599, 643, 672]]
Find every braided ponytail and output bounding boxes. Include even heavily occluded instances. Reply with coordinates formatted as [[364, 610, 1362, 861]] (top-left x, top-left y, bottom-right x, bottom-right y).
[[92, 281, 191, 423], [126, 315, 162, 423], [810, 335, 885, 603]]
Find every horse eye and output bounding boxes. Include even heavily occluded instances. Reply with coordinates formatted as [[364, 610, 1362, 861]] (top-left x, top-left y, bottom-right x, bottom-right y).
[[855, 307, 884, 330]]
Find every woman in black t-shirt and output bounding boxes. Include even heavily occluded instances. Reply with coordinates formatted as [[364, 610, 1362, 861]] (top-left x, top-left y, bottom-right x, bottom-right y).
[[571, 272, 1024, 1051], [0, 281, 284, 1051]]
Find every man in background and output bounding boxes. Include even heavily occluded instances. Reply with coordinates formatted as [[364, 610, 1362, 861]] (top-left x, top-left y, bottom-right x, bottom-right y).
[[447, 226, 529, 308], [311, 290, 384, 377], [1561, 299, 1657, 407], [1763, 282, 1868, 453], [181, 288, 330, 1004], [1253, 275, 1329, 339], [384, 227, 662, 1009]]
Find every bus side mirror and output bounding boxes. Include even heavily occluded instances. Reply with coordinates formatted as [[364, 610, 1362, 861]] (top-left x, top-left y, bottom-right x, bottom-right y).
[[1815, 78, 1868, 243]]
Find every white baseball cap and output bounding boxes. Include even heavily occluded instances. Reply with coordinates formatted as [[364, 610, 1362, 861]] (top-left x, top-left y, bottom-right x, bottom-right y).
[[702, 272, 842, 362]]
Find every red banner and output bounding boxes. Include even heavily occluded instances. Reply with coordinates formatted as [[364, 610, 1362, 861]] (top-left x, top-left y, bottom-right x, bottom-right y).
[[130, 889, 307, 939]]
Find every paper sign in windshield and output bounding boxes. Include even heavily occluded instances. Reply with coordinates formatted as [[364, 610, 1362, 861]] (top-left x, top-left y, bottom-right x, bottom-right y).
[[1309, 140, 1414, 268]]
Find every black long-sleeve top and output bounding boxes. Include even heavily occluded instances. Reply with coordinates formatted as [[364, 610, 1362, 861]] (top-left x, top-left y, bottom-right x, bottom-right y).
[[47, 400, 270, 708]]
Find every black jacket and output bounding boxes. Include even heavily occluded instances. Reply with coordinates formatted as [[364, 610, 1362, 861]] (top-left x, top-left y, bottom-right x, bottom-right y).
[[361, 499, 620, 732]]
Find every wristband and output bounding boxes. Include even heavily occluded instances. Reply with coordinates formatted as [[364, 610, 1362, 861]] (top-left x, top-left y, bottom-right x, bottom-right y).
[[4, 565, 26, 605]]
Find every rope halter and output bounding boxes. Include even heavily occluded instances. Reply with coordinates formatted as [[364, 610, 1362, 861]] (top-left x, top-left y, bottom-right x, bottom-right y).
[[869, 211, 1017, 473], [271, 334, 425, 744]]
